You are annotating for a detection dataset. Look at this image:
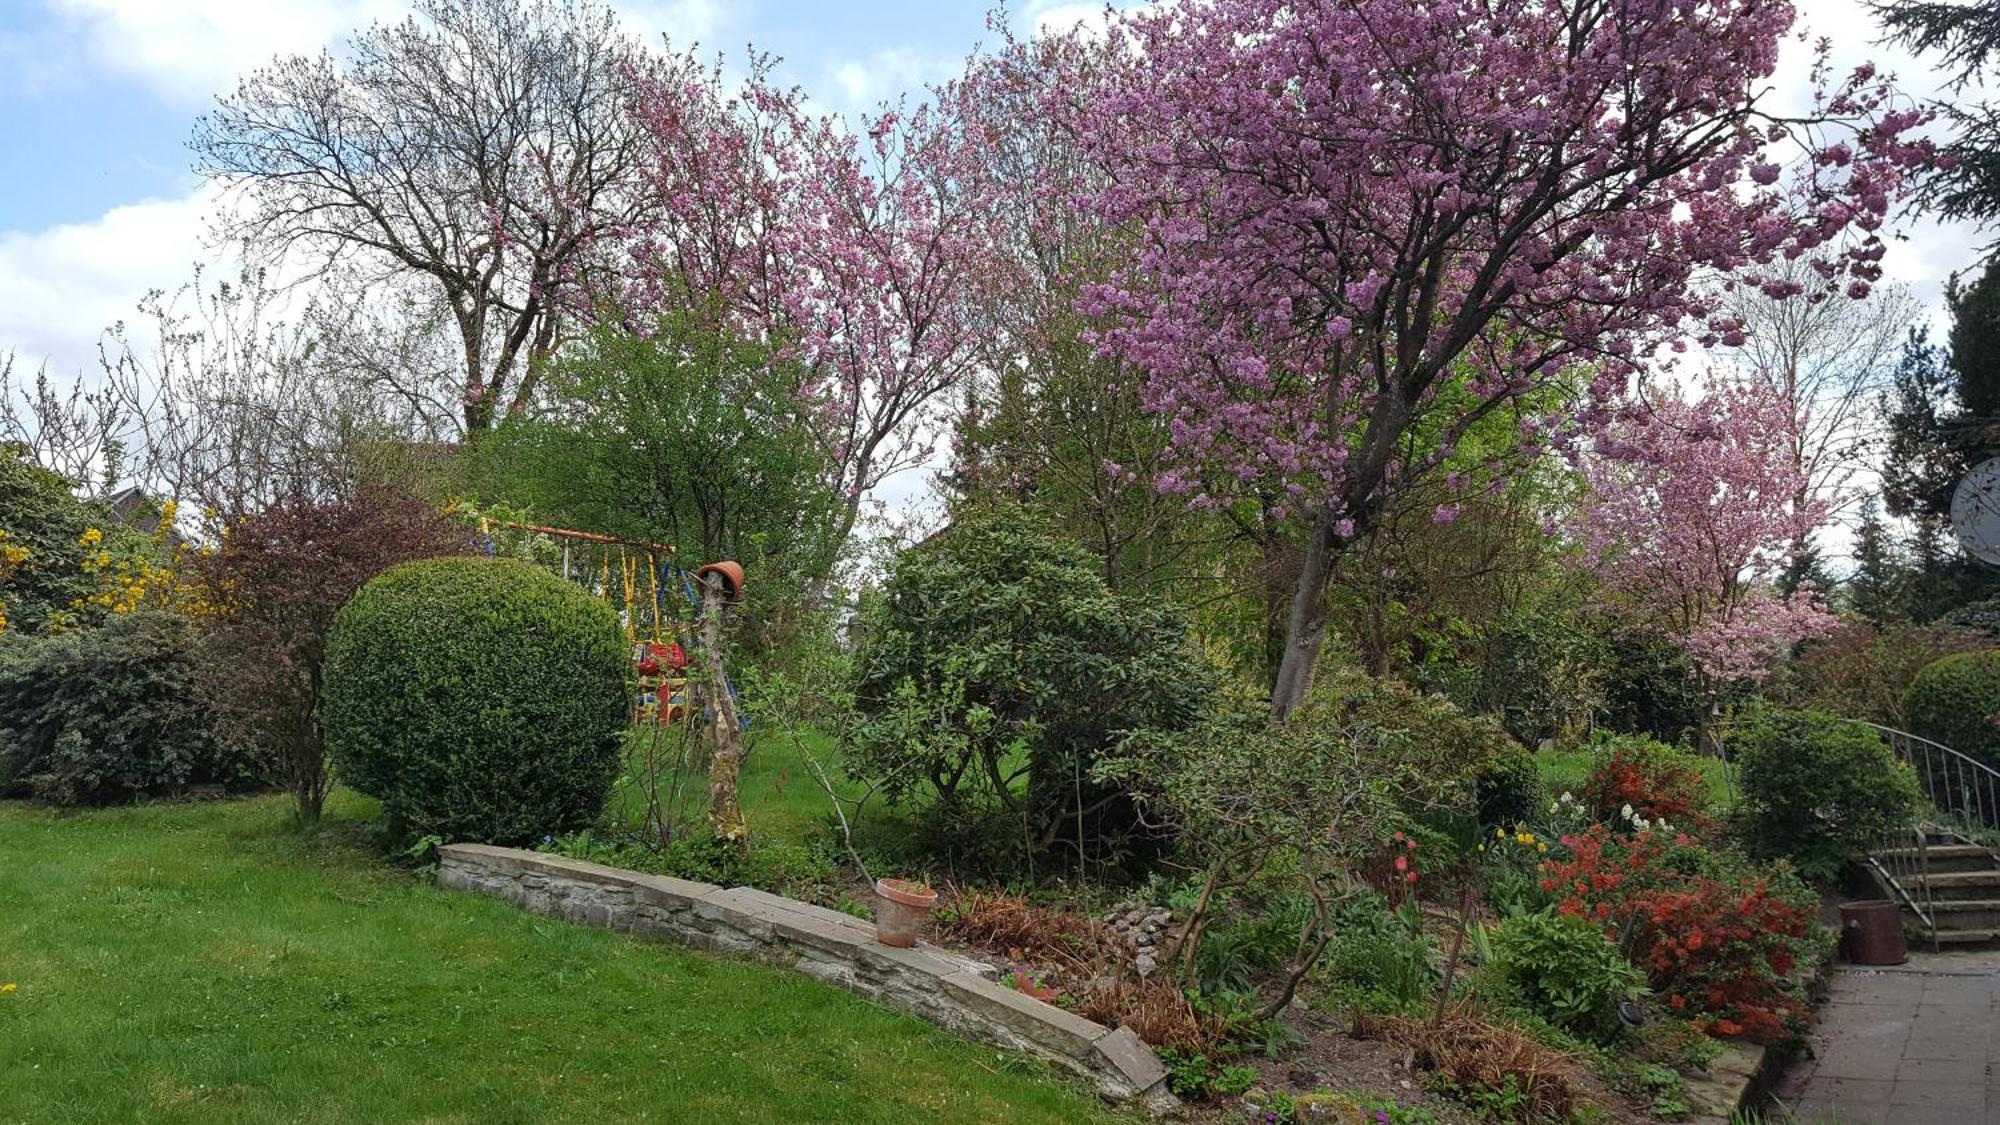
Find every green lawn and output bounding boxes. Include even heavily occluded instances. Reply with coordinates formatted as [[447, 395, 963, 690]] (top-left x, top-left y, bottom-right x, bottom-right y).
[[0, 792, 1120, 1125], [1534, 744, 1740, 811], [607, 723, 919, 853]]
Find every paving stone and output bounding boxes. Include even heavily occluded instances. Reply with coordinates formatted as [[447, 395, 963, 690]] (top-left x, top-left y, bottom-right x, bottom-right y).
[[1896, 1056, 1989, 1085], [1799, 1076, 1894, 1105], [1812, 1046, 1905, 1081], [1888, 1079, 1986, 1114], [1792, 1100, 1884, 1125], [1904, 1034, 1990, 1061], [1785, 955, 2000, 1124]]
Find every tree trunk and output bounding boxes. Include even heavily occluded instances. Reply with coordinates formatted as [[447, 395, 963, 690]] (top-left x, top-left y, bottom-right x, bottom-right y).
[[696, 572, 747, 843], [1269, 516, 1342, 720]]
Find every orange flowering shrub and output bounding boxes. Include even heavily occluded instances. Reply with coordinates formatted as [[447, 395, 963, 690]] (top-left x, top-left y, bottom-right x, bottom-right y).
[[1578, 737, 1711, 830], [1540, 824, 1820, 1042]]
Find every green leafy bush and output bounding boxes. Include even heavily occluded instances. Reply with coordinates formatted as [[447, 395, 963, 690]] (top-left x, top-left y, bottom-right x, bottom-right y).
[[1485, 909, 1646, 1045], [1194, 895, 1315, 994], [1322, 893, 1437, 1012], [1903, 651, 2000, 771], [1475, 743, 1545, 829], [847, 503, 1210, 868], [1478, 609, 1606, 746], [1780, 621, 1988, 726], [1597, 627, 1704, 745], [323, 557, 629, 844], [1731, 707, 1920, 881], [0, 446, 105, 635], [0, 610, 257, 804]]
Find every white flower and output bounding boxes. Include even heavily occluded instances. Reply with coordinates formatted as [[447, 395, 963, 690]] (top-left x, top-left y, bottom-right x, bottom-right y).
[[1620, 803, 1635, 820], [1549, 800, 1561, 814]]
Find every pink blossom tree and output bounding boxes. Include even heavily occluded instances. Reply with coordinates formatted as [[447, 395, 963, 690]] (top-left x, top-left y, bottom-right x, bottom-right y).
[[1075, 0, 1931, 716], [1571, 378, 1838, 701], [616, 53, 993, 550]]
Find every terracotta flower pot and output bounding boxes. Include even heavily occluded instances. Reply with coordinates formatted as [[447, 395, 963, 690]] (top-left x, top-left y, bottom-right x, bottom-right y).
[[873, 877, 938, 948], [694, 560, 745, 602]]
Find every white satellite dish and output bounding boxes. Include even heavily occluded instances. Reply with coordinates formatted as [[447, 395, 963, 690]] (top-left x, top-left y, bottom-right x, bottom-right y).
[[1952, 457, 2000, 567]]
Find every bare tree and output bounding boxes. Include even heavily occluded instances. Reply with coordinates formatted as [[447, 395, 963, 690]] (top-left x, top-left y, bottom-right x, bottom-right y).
[[1722, 255, 1923, 522], [191, 0, 663, 437], [4, 264, 446, 511], [0, 352, 127, 489]]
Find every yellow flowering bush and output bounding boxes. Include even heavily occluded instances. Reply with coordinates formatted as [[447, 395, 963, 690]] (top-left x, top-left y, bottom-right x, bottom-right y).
[[66, 503, 214, 622], [0, 529, 28, 634]]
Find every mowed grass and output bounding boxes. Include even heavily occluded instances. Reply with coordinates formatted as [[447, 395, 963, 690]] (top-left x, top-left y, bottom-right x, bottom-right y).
[[609, 723, 918, 851], [1534, 744, 1740, 811], [0, 792, 1121, 1125]]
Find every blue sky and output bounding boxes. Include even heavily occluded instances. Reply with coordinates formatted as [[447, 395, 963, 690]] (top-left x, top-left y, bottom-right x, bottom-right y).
[[0, 0, 1116, 378], [0, 1, 1053, 231], [0, 0, 1983, 399]]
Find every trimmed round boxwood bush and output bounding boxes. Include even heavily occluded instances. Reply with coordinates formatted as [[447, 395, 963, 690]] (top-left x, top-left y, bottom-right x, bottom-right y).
[[323, 557, 629, 845], [1903, 651, 2000, 772], [1476, 743, 1546, 829], [1731, 707, 1919, 882]]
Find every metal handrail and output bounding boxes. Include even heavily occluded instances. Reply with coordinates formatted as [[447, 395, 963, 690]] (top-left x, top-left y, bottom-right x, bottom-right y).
[[1857, 723, 2000, 952], [1862, 723, 2000, 839]]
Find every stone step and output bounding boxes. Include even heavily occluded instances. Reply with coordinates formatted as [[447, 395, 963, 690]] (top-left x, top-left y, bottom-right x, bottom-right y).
[[1877, 853, 1997, 875], [1913, 870, 2000, 895], [1926, 897, 2000, 912], [1925, 927, 2000, 945], [1874, 843, 1993, 862], [1905, 900, 2000, 929]]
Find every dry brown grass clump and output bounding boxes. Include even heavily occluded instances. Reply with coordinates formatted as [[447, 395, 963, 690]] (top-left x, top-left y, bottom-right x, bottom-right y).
[[1077, 977, 1222, 1054], [1358, 1008, 1586, 1119], [938, 890, 1118, 972]]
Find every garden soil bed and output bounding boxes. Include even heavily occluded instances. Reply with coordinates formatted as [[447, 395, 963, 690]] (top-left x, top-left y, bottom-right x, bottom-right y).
[[925, 893, 1660, 1123]]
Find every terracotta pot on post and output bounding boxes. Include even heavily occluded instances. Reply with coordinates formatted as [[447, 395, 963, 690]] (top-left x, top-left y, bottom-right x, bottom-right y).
[[694, 560, 745, 603], [873, 878, 938, 948]]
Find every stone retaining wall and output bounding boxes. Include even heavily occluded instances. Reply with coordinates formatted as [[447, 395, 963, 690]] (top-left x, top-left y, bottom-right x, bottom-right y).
[[436, 844, 1171, 1106]]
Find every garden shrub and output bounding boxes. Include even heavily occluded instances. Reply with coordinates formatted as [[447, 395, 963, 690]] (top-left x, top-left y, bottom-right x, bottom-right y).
[[847, 503, 1210, 870], [1940, 596, 2000, 639], [1731, 707, 1920, 882], [1478, 608, 1606, 746], [1321, 892, 1437, 1013], [1596, 627, 1704, 745], [0, 445, 111, 635], [1540, 825, 1821, 1041], [1484, 909, 1646, 1045], [323, 556, 629, 845], [1780, 620, 1988, 726], [192, 486, 468, 821], [1579, 735, 1709, 830], [0, 610, 258, 804], [1105, 672, 1488, 1012], [1903, 650, 2000, 771], [1474, 743, 1544, 829], [1194, 894, 1315, 994]]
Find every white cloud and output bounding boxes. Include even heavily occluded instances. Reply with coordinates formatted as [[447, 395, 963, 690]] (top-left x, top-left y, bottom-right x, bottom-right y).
[[44, 0, 732, 105], [619, 0, 726, 47], [0, 184, 222, 377], [826, 45, 961, 113], [48, 0, 405, 103]]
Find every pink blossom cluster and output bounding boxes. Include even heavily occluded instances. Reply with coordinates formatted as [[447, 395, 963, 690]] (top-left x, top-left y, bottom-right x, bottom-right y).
[[1068, 0, 1931, 524], [1570, 378, 1838, 685]]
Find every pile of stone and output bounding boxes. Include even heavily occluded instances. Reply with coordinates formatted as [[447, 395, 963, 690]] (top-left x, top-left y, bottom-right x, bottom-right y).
[[1102, 904, 1177, 978]]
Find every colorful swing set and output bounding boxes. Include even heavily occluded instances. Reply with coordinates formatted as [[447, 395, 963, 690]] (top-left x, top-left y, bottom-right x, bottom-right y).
[[473, 518, 736, 727]]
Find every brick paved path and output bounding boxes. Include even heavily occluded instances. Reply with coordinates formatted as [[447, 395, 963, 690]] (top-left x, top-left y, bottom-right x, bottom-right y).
[[1771, 957, 2000, 1123]]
